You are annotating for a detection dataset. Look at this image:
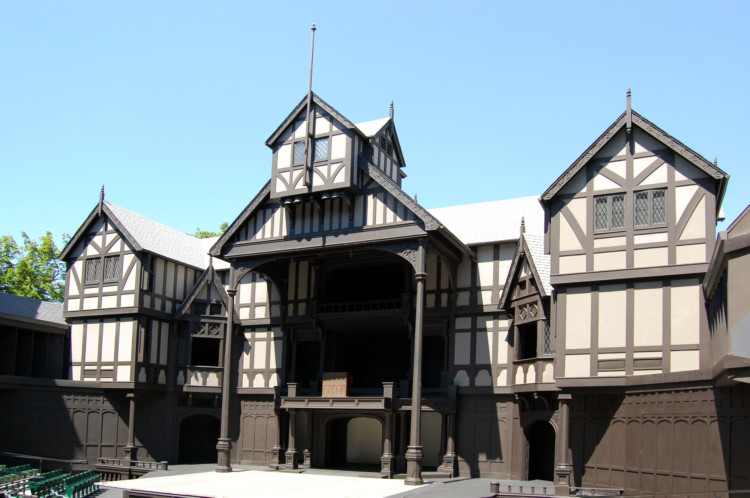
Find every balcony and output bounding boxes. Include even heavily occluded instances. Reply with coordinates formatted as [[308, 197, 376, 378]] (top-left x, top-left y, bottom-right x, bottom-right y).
[[512, 357, 555, 388], [176, 366, 223, 391]]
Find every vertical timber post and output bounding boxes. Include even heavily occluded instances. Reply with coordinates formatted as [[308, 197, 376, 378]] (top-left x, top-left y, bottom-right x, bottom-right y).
[[216, 286, 237, 473], [122, 393, 137, 465], [555, 393, 573, 495], [405, 240, 426, 485]]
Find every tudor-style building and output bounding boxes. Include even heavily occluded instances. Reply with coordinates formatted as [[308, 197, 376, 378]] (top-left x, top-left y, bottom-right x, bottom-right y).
[[0, 91, 749, 494]]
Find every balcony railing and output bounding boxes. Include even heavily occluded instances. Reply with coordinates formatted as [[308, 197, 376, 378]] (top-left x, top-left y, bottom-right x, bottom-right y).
[[512, 357, 555, 385], [176, 366, 223, 388]]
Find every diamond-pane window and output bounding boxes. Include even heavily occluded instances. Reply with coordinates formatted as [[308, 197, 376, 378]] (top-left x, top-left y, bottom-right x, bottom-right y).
[[652, 189, 666, 224], [635, 191, 649, 226], [314, 137, 328, 161], [611, 194, 625, 229], [595, 197, 609, 231], [293, 142, 305, 164], [103, 255, 120, 282], [543, 321, 554, 355], [85, 258, 102, 284]]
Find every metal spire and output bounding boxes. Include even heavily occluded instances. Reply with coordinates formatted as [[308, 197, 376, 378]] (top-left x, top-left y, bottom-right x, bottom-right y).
[[303, 23, 317, 188], [389, 100, 394, 120], [626, 86, 632, 132]]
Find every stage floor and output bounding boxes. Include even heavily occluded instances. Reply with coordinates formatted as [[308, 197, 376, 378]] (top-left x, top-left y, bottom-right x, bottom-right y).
[[100, 468, 417, 498]]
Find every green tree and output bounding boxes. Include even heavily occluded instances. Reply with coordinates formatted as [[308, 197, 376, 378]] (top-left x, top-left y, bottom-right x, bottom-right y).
[[193, 222, 229, 239], [0, 232, 67, 302]]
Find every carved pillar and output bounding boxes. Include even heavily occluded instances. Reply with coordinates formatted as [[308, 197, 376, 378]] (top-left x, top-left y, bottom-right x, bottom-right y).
[[285, 409, 298, 469], [405, 241, 426, 486], [381, 382, 395, 478], [438, 412, 457, 477], [122, 393, 138, 465], [269, 387, 284, 470], [555, 394, 573, 496], [216, 287, 236, 473]]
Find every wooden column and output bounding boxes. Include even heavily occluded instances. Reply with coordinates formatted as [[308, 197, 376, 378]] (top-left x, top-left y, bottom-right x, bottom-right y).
[[285, 409, 298, 469], [405, 241, 426, 485], [122, 393, 138, 465], [438, 412, 457, 477], [555, 394, 573, 496], [269, 387, 284, 470], [216, 287, 236, 473], [381, 382, 395, 478]]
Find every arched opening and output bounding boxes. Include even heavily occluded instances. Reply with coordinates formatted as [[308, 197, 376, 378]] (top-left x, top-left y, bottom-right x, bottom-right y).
[[326, 416, 382, 470], [178, 414, 220, 464], [525, 420, 555, 481]]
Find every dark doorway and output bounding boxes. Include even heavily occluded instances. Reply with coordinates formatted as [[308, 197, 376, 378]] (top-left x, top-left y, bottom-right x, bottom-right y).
[[526, 420, 555, 480], [179, 415, 220, 463], [327, 418, 349, 467]]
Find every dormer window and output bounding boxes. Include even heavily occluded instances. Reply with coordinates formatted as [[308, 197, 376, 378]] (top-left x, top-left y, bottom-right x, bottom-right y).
[[293, 141, 305, 164], [314, 137, 329, 161]]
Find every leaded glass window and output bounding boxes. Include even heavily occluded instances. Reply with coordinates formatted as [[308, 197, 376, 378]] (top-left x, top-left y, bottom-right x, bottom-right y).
[[594, 193, 625, 231], [293, 141, 305, 164], [611, 194, 625, 229], [103, 255, 120, 282], [314, 137, 328, 161], [635, 191, 650, 226], [85, 258, 102, 284], [595, 197, 609, 231], [543, 321, 554, 355], [634, 189, 667, 228], [653, 189, 666, 224]]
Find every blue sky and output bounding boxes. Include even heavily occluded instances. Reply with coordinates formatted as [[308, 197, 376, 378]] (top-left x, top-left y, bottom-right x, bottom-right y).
[[1, 1, 748, 247]]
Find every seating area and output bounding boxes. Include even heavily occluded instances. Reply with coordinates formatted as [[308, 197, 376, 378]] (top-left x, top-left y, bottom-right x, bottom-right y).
[[0, 465, 100, 498]]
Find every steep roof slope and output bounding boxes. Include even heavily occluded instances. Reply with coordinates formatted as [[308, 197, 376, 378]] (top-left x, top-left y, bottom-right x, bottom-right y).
[[428, 196, 544, 245]]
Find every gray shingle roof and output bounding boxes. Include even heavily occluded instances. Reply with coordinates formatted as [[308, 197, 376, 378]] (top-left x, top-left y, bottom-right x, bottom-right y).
[[0, 292, 66, 327], [106, 202, 216, 269], [523, 233, 552, 295], [428, 196, 544, 245], [355, 117, 390, 137]]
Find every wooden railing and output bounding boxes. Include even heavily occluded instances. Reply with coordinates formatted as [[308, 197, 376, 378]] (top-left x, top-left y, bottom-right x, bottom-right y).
[[176, 366, 223, 388], [512, 357, 555, 385]]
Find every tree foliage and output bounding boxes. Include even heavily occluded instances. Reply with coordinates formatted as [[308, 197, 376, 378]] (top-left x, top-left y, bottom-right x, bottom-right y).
[[0, 232, 67, 303], [193, 222, 229, 239]]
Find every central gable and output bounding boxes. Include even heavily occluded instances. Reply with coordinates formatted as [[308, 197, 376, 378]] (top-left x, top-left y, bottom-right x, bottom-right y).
[[211, 168, 430, 259], [267, 93, 358, 200]]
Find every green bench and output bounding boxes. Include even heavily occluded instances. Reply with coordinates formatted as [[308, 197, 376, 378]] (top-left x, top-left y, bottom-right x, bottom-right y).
[[63, 470, 101, 498], [28, 469, 72, 498]]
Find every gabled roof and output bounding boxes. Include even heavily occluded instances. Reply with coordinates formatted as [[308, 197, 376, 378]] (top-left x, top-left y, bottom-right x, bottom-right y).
[[174, 266, 239, 323], [265, 92, 357, 147], [428, 197, 544, 245], [60, 201, 216, 270], [498, 232, 551, 310], [0, 292, 66, 327], [211, 163, 475, 260], [210, 181, 271, 257], [541, 109, 729, 208]]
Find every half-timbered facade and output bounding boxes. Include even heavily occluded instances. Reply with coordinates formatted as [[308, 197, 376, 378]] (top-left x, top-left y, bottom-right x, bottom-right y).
[[0, 91, 748, 494]]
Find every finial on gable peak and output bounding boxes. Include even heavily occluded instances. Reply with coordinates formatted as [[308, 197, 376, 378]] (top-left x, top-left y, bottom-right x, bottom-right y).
[[98, 185, 105, 215], [626, 86, 633, 132], [520, 216, 526, 235], [389, 100, 394, 120]]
